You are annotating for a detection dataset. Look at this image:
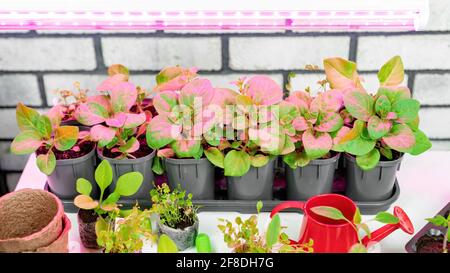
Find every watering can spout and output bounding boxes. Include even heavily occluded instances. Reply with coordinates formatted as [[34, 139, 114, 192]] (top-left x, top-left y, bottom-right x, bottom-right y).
[[361, 206, 414, 247]]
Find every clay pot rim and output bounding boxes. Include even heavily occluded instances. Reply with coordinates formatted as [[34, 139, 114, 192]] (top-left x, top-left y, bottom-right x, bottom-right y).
[[0, 189, 64, 244], [29, 214, 71, 253]]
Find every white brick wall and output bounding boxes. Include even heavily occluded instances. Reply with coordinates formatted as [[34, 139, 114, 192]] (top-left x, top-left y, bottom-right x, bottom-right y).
[[425, 0, 450, 31], [357, 35, 450, 70], [0, 38, 96, 71], [418, 108, 450, 139], [101, 37, 222, 71], [229, 36, 350, 70], [0, 75, 41, 106], [414, 74, 450, 106]]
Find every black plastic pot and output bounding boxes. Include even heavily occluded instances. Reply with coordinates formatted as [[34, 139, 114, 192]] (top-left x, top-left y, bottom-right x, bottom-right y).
[[97, 148, 156, 201], [226, 158, 276, 200], [158, 220, 199, 251], [77, 209, 102, 249], [47, 145, 97, 199], [164, 158, 215, 200], [344, 153, 402, 201], [286, 153, 340, 200]]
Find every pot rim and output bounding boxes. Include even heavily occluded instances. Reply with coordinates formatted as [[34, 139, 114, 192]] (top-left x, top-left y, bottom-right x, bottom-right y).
[[97, 146, 156, 164], [344, 152, 404, 166], [158, 218, 199, 232], [164, 157, 211, 165], [0, 189, 64, 245], [307, 153, 341, 166], [48, 143, 97, 166], [30, 214, 71, 253]]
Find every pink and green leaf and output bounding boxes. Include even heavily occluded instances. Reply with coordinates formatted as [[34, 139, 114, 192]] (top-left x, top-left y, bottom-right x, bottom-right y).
[[124, 112, 146, 129], [153, 91, 178, 115], [46, 105, 63, 129], [367, 116, 392, 139], [382, 124, 416, 152], [204, 147, 224, 168], [180, 78, 215, 108], [343, 90, 375, 121], [54, 126, 79, 151], [245, 75, 283, 106], [36, 115, 52, 139], [376, 86, 411, 104], [302, 129, 333, 160], [16, 103, 41, 132], [96, 74, 128, 92], [332, 126, 351, 152], [406, 129, 432, 155], [391, 99, 420, 123], [323, 57, 361, 89], [107, 64, 129, 79], [283, 150, 310, 168], [119, 137, 139, 154], [171, 139, 201, 158], [10, 131, 43, 155], [315, 112, 344, 133], [378, 56, 404, 86], [356, 149, 380, 171], [375, 95, 391, 118], [36, 151, 56, 175], [146, 115, 179, 149], [105, 112, 127, 128], [154, 66, 198, 92], [90, 124, 116, 144], [109, 82, 137, 113], [157, 148, 175, 158], [74, 95, 110, 126], [286, 91, 312, 114]]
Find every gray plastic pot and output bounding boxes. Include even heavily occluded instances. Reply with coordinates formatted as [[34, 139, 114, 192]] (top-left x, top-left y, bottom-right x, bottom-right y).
[[226, 158, 276, 200], [47, 146, 97, 199], [286, 153, 340, 200], [344, 153, 402, 201], [164, 158, 215, 200], [158, 220, 199, 251], [97, 148, 156, 201]]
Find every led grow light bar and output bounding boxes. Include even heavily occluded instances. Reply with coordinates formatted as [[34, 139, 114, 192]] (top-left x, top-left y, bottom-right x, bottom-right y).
[[0, 0, 429, 31]]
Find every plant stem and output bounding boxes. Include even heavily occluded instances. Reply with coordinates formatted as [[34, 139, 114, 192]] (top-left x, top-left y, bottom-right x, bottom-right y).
[[443, 229, 448, 253], [344, 218, 363, 245]]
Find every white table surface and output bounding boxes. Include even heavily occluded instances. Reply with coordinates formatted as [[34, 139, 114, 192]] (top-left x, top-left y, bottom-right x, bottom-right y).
[[16, 151, 450, 253]]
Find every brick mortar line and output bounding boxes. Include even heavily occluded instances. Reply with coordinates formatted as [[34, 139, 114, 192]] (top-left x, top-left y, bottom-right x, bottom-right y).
[[220, 36, 229, 72], [93, 36, 107, 71], [348, 33, 358, 61], [36, 74, 48, 108]]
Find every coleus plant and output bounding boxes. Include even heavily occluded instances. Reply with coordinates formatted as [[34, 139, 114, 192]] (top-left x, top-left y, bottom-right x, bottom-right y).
[[331, 56, 431, 170], [146, 76, 222, 173], [10, 103, 80, 175], [74, 159, 143, 215], [74, 72, 148, 159], [281, 88, 345, 169], [311, 205, 399, 253], [49, 81, 89, 123], [153, 66, 198, 92], [218, 201, 314, 253], [205, 76, 293, 177]]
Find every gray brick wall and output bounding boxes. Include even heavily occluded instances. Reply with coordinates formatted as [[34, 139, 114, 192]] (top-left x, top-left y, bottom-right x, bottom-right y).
[[1, 1, 450, 190]]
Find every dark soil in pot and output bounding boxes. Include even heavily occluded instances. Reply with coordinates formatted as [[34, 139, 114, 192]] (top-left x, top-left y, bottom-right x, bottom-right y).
[[98, 137, 156, 200], [158, 220, 199, 251], [226, 158, 276, 200], [165, 157, 215, 200], [286, 153, 340, 200], [344, 153, 402, 201], [37, 140, 98, 199], [416, 234, 450, 253], [77, 209, 102, 249]]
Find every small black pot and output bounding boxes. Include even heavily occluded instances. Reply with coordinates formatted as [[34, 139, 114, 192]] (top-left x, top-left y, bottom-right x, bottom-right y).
[[226, 158, 276, 200], [97, 148, 156, 201], [286, 153, 340, 200], [158, 220, 199, 251], [77, 209, 102, 249], [47, 145, 97, 199], [164, 158, 215, 200], [344, 153, 402, 201]]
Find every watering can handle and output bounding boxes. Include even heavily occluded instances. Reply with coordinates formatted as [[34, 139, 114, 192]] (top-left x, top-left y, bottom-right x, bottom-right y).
[[270, 201, 305, 218]]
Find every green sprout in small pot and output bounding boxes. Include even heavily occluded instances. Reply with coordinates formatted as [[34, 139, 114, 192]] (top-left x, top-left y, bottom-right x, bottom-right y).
[[204, 76, 291, 200], [146, 69, 223, 198], [96, 205, 156, 253], [218, 201, 314, 253], [11, 103, 87, 175], [425, 214, 450, 253], [150, 183, 199, 251], [74, 159, 144, 249]]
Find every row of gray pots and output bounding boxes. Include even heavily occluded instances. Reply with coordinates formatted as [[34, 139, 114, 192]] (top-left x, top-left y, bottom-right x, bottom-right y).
[[46, 144, 402, 202]]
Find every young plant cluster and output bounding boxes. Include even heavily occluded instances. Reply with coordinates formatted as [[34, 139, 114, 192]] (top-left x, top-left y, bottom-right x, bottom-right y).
[[150, 183, 199, 229], [426, 213, 450, 253], [218, 201, 314, 253]]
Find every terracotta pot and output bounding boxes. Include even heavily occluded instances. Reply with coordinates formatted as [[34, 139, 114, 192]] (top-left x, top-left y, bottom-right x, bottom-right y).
[[0, 189, 64, 252], [31, 214, 71, 253]]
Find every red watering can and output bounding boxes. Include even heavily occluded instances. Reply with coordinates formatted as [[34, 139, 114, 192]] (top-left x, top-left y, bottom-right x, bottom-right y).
[[270, 194, 414, 253]]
